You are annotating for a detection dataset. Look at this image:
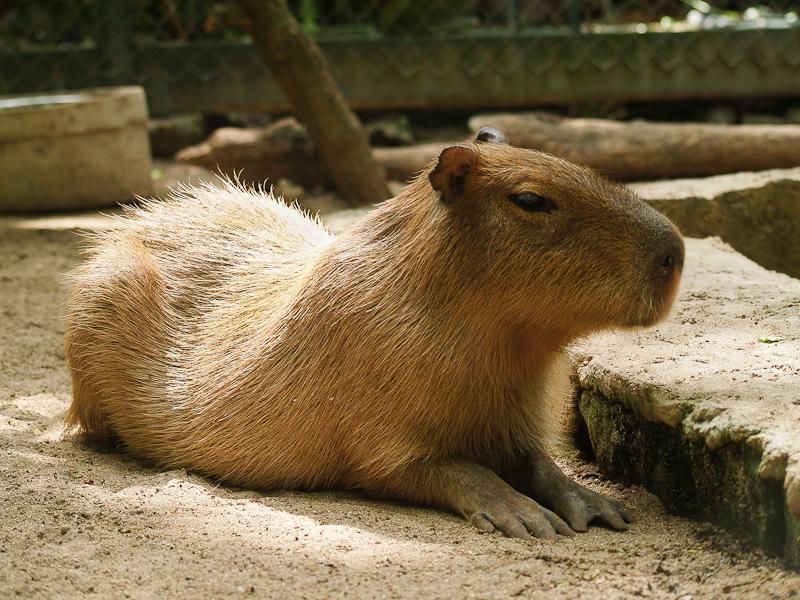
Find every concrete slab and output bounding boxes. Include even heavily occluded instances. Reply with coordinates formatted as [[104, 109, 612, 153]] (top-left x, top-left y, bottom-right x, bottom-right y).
[[574, 237, 800, 565]]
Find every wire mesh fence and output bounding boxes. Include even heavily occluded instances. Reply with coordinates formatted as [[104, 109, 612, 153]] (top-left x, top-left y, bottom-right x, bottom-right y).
[[2, 1, 799, 115]]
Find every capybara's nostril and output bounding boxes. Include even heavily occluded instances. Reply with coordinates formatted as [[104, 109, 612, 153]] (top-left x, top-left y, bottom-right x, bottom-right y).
[[655, 235, 684, 279]]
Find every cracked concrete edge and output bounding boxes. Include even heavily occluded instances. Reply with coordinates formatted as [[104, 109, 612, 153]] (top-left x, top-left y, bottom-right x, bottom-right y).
[[574, 358, 800, 566], [632, 167, 800, 202]]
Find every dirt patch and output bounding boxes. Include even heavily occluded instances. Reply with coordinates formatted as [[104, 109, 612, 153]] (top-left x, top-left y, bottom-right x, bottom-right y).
[[1, 224, 799, 599]]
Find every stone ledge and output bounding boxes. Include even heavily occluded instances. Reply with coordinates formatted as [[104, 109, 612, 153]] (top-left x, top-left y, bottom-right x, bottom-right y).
[[574, 237, 800, 565]]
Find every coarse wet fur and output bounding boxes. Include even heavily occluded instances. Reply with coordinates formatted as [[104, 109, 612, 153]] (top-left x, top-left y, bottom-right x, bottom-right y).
[[64, 129, 684, 540]]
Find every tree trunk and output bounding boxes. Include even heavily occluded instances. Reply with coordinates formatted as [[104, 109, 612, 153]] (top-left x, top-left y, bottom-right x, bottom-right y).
[[469, 112, 800, 181], [236, 0, 390, 205]]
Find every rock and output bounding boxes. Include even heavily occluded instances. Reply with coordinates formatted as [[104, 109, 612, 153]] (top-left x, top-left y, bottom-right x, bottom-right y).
[[176, 117, 333, 189], [573, 237, 800, 566], [633, 167, 800, 278], [365, 114, 414, 146], [148, 114, 206, 158]]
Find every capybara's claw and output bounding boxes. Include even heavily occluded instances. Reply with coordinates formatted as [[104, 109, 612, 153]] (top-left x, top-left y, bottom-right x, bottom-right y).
[[469, 494, 574, 540], [550, 485, 634, 533], [523, 451, 634, 534]]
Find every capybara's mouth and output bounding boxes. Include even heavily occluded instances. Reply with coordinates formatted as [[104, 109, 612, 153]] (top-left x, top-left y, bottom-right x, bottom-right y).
[[626, 266, 683, 329]]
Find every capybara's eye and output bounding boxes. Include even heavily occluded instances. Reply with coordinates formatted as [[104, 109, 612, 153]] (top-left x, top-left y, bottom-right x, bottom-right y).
[[509, 193, 557, 213]]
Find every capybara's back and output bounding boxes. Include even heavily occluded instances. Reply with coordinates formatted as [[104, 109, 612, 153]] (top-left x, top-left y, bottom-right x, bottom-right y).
[[65, 182, 332, 471], [66, 131, 684, 539]]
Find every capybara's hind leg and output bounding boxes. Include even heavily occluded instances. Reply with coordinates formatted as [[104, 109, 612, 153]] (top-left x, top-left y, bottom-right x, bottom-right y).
[[64, 327, 112, 445], [63, 243, 165, 446]]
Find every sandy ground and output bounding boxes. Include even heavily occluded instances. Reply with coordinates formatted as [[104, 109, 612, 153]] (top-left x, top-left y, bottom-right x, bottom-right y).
[[2, 222, 800, 599]]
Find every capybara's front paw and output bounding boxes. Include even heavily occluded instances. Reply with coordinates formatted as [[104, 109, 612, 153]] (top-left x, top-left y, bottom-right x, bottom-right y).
[[524, 452, 635, 534], [548, 483, 634, 533], [468, 491, 574, 540]]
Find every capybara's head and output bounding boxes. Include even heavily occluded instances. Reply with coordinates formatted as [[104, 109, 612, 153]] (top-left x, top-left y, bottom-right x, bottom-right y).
[[427, 127, 684, 338]]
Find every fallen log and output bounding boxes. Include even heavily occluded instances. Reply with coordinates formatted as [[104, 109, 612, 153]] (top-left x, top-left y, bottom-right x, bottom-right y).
[[178, 112, 800, 191], [469, 112, 800, 180], [373, 143, 442, 181], [176, 119, 442, 188], [175, 118, 334, 188]]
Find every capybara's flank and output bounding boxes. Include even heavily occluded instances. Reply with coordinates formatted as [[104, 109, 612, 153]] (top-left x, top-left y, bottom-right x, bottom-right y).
[[64, 128, 684, 539]]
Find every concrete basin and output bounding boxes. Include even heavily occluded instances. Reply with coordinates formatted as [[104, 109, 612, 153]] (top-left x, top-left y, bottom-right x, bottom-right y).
[[0, 86, 152, 213]]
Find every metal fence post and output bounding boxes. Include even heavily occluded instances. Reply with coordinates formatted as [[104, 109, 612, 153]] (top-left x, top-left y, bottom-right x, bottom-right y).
[[507, 0, 520, 33], [569, 0, 581, 33], [93, 0, 135, 86]]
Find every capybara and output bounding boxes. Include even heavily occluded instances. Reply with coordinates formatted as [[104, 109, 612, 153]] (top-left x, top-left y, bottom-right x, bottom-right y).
[[65, 127, 684, 539]]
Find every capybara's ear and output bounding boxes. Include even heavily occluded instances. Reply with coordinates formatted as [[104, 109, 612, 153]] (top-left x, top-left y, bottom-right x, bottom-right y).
[[429, 145, 476, 203], [475, 127, 508, 145]]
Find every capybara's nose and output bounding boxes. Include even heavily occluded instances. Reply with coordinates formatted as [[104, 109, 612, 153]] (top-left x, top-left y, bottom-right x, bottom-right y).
[[652, 228, 684, 282]]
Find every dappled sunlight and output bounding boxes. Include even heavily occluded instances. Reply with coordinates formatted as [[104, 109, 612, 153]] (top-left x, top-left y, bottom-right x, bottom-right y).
[[5, 448, 65, 465], [0, 414, 39, 433], [11, 392, 67, 419], [0, 210, 120, 232], [109, 478, 451, 567]]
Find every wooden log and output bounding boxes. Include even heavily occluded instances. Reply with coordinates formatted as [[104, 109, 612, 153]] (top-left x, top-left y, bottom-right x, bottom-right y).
[[469, 112, 800, 181], [373, 143, 443, 182], [175, 118, 333, 188], [176, 120, 444, 187], [236, 0, 390, 205]]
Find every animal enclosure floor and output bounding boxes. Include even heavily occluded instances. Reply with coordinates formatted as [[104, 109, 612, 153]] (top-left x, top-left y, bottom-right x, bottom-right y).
[[1, 220, 799, 599]]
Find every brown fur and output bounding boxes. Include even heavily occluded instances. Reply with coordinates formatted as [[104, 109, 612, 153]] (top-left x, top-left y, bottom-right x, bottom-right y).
[[64, 139, 682, 522]]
